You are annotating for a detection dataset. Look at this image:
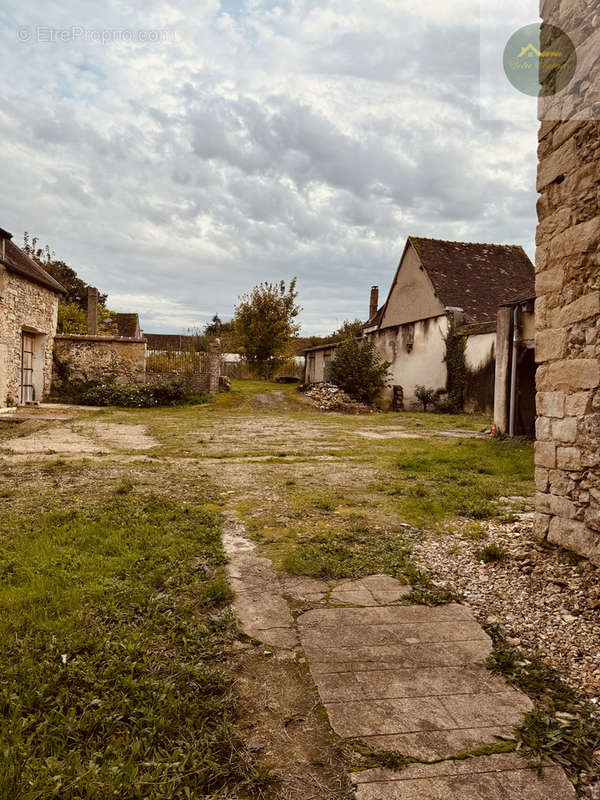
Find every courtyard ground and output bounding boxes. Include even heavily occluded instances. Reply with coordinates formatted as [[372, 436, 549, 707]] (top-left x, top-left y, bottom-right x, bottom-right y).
[[0, 381, 598, 798]]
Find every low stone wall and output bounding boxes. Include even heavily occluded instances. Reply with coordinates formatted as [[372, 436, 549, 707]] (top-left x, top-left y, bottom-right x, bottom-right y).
[[53, 335, 147, 388]]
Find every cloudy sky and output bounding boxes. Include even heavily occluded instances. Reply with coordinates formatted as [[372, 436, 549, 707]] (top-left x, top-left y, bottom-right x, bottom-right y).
[[1, 0, 540, 334]]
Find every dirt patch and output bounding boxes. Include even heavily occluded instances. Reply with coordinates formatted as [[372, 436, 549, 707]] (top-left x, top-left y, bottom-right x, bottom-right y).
[[230, 649, 352, 800], [79, 422, 158, 451], [2, 426, 107, 454]]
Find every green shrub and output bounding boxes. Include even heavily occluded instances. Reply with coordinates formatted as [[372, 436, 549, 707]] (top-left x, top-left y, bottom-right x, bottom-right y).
[[329, 337, 390, 404], [415, 386, 436, 412], [65, 379, 211, 408]]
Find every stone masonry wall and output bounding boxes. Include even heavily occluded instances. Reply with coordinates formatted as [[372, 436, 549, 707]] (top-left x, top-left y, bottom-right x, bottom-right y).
[[53, 335, 147, 390], [0, 270, 59, 406], [535, 2, 600, 561]]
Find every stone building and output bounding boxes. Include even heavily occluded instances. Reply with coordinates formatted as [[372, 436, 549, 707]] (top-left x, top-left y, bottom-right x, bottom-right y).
[[0, 227, 65, 407], [534, 2, 600, 561], [305, 237, 534, 411]]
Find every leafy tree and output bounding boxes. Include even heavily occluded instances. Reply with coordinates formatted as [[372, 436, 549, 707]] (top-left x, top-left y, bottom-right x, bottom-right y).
[[329, 337, 390, 404], [57, 302, 118, 335], [233, 279, 301, 378], [333, 319, 364, 340], [415, 385, 435, 412], [22, 232, 107, 308]]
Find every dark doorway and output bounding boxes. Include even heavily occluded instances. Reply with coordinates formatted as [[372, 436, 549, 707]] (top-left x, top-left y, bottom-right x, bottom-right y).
[[515, 347, 536, 437]]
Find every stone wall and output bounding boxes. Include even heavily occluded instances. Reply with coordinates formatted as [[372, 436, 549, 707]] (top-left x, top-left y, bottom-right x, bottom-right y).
[[534, 2, 600, 560], [0, 270, 59, 406], [53, 335, 147, 389]]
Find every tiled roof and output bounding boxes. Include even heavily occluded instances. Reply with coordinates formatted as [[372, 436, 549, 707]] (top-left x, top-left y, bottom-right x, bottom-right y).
[[409, 237, 534, 324], [1, 231, 65, 294]]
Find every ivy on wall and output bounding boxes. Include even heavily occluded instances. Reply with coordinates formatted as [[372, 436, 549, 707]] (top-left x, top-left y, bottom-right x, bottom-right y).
[[443, 315, 467, 412]]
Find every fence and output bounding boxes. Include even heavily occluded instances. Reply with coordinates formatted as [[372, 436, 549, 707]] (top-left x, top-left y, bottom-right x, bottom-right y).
[[145, 340, 221, 394]]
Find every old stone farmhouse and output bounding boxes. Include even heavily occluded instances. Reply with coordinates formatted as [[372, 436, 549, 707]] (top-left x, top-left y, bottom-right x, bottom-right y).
[[0, 227, 65, 407], [305, 237, 534, 412]]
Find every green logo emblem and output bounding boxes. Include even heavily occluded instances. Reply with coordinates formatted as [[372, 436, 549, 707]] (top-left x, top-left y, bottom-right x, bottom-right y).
[[503, 23, 576, 97]]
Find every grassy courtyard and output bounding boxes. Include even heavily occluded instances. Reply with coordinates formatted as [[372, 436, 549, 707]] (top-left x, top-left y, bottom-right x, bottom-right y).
[[0, 381, 536, 798]]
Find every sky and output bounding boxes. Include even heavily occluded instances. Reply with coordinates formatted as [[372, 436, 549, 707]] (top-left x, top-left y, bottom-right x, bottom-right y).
[[1, 0, 541, 335]]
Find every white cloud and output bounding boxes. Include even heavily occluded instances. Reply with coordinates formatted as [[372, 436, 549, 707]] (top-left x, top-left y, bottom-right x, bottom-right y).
[[0, 0, 537, 334]]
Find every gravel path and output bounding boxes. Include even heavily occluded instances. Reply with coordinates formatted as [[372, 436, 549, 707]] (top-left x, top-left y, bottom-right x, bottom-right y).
[[414, 516, 600, 699]]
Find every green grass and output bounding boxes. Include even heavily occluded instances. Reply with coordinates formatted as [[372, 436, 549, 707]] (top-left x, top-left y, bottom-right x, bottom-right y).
[[228, 379, 297, 396], [384, 438, 534, 526], [0, 495, 269, 799], [282, 524, 421, 583], [476, 543, 509, 563]]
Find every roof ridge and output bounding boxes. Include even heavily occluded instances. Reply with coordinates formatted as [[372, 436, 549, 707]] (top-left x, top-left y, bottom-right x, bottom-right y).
[[409, 235, 525, 249]]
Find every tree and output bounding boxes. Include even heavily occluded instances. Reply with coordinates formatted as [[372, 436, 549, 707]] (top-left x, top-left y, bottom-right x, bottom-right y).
[[333, 319, 364, 340], [57, 302, 118, 335], [329, 337, 390, 404], [415, 385, 435, 412], [22, 232, 107, 308], [233, 279, 301, 378]]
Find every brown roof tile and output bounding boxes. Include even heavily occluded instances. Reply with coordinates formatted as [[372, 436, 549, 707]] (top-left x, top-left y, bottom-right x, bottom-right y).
[[1, 233, 65, 294], [409, 237, 534, 324]]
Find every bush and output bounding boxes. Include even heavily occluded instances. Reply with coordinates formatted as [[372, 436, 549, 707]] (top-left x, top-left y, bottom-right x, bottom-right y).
[[415, 385, 436, 412], [329, 338, 390, 404], [71, 379, 210, 408]]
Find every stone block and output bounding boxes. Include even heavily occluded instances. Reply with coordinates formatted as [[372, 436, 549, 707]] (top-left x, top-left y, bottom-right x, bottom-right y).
[[535, 441, 557, 468], [534, 513, 551, 542], [566, 391, 591, 416], [551, 417, 578, 442], [535, 468, 550, 492], [556, 446, 582, 470], [535, 265, 565, 295], [556, 292, 600, 327], [536, 417, 552, 440], [550, 219, 600, 259], [548, 516, 600, 565], [548, 359, 600, 390], [536, 137, 577, 191], [536, 329, 566, 362], [549, 469, 576, 496], [536, 391, 565, 417], [585, 508, 600, 532]]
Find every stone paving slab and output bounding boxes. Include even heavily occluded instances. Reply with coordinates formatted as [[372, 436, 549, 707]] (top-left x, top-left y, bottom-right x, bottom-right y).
[[223, 515, 298, 650], [296, 601, 576, 798], [352, 757, 576, 800], [299, 604, 532, 758], [314, 666, 510, 702]]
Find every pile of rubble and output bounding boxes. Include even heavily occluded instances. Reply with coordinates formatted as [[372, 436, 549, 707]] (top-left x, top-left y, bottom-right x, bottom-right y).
[[302, 382, 374, 413]]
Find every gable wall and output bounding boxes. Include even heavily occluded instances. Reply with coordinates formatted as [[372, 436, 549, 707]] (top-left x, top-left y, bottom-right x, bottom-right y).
[[0, 270, 59, 406], [380, 243, 445, 328]]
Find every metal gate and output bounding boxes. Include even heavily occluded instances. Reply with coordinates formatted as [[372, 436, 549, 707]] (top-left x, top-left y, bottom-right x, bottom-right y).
[[20, 333, 35, 404]]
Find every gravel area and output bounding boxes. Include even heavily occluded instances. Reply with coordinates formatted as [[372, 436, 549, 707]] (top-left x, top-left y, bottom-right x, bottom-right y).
[[414, 513, 600, 699]]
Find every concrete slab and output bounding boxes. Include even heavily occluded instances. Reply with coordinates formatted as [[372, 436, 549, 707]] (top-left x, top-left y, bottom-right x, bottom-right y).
[[296, 598, 575, 798], [223, 514, 298, 651], [330, 575, 412, 606]]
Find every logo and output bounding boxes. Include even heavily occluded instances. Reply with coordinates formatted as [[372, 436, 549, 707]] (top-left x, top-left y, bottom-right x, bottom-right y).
[[503, 23, 576, 97]]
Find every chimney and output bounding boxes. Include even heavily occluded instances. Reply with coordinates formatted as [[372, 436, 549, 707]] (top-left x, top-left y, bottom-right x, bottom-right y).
[[0, 228, 13, 261], [87, 286, 99, 335], [369, 285, 379, 320]]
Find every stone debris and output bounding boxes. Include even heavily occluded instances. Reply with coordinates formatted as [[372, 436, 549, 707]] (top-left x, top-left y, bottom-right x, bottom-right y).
[[414, 517, 600, 698], [303, 382, 374, 413]]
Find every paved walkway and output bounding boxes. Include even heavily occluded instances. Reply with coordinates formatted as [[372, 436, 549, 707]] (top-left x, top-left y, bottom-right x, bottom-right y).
[[225, 514, 576, 799]]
